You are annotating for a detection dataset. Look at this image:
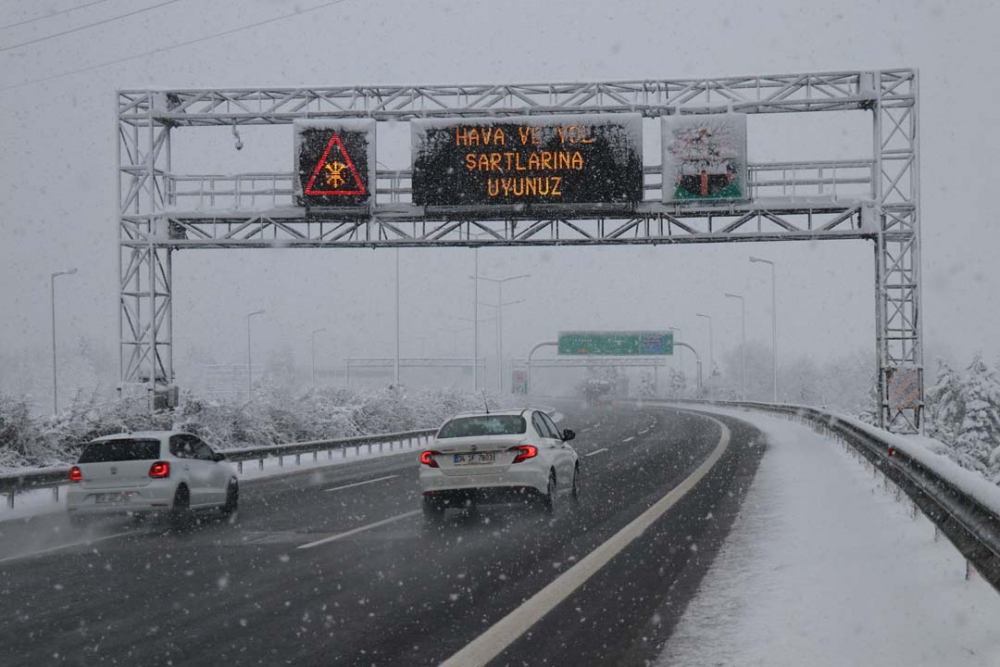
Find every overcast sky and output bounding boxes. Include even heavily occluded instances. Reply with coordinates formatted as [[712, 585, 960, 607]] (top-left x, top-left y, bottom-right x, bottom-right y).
[[1, 0, 997, 392]]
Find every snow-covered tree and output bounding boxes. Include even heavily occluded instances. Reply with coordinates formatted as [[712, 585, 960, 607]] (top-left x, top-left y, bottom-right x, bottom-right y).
[[926, 358, 965, 445], [637, 372, 656, 397], [668, 368, 687, 398], [955, 353, 1000, 475]]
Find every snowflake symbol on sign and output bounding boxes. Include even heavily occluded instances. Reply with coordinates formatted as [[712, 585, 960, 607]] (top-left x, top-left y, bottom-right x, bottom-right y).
[[323, 161, 349, 188]]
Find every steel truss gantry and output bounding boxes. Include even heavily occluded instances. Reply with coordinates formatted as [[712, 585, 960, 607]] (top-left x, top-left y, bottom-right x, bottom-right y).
[[117, 69, 922, 431]]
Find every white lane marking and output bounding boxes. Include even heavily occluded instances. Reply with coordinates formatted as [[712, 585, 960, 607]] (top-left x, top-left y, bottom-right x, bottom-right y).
[[0, 530, 134, 564], [324, 475, 398, 493], [584, 448, 609, 458], [438, 414, 731, 667], [297, 510, 421, 550], [622, 436, 635, 443]]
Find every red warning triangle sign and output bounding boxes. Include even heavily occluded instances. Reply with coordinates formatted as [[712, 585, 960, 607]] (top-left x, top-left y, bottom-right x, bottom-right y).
[[304, 133, 367, 196]]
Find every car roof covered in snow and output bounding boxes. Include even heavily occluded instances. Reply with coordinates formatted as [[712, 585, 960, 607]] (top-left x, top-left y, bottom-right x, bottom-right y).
[[447, 408, 538, 418], [89, 430, 186, 443]]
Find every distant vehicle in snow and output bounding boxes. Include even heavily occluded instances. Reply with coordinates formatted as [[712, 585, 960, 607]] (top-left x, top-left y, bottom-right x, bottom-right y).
[[66, 431, 239, 524], [418, 408, 579, 522]]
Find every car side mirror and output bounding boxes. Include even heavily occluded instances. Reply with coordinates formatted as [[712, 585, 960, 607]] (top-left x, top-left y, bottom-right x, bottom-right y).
[[562, 429, 576, 442], [213, 453, 226, 462]]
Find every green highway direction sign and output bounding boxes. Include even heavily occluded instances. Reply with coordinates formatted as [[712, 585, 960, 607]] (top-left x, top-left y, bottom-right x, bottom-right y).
[[558, 331, 674, 356]]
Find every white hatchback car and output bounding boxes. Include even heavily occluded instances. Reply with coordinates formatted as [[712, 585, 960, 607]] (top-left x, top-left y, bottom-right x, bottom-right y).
[[419, 409, 579, 520], [66, 431, 239, 522]]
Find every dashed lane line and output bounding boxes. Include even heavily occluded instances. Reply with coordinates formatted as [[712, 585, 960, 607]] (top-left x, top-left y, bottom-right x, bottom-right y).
[[324, 475, 398, 493], [297, 510, 421, 550]]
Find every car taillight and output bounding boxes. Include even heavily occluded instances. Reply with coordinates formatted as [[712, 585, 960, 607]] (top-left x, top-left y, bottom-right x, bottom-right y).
[[69, 466, 82, 482], [420, 450, 440, 468], [148, 461, 171, 478], [508, 445, 538, 464]]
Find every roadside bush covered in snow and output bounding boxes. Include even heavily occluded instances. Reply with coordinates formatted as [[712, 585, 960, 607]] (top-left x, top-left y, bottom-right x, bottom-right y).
[[0, 394, 46, 469], [0, 391, 175, 470], [923, 354, 1000, 485], [0, 385, 516, 472]]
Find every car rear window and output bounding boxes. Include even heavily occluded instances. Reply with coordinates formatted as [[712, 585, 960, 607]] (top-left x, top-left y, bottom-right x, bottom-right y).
[[437, 415, 527, 438], [78, 439, 161, 463]]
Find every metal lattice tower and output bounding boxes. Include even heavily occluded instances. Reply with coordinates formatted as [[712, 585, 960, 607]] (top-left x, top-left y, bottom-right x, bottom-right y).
[[116, 69, 922, 431]]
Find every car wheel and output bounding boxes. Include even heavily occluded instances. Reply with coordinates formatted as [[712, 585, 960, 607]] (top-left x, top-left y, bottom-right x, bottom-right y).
[[423, 497, 446, 524], [539, 470, 557, 514], [170, 484, 191, 528], [221, 479, 239, 518], [571, 464, 581, 502]]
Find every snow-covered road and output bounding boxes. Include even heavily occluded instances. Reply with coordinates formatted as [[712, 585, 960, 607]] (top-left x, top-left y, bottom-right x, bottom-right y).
[[657, 408, 1000, 667]]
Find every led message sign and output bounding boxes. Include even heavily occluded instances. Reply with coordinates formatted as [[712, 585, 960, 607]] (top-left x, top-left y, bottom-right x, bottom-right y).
[[411, 114, 643, 207], [294, 120, 375, 207]]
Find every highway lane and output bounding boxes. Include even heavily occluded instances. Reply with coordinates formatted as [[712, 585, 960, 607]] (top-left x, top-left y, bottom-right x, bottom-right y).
[[0, 404, 765, 667]]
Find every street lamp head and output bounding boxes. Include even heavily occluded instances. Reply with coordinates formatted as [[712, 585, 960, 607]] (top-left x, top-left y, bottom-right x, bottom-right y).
[[750, 256, 774, 266], [696, 312, 711, 319], [312, 327, 327, 335], [724, 292, 742, 299], [65, 268, 78, 275], [248, 309, 265, 317]]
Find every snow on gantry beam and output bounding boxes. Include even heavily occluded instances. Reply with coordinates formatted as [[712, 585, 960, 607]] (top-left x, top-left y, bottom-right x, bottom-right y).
[[117, 70, 915, 126]]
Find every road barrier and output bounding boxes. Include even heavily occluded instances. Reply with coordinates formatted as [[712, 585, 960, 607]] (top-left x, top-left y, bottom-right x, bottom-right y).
[[0, 428, 438, 511], [640, 398, 1000, 593]]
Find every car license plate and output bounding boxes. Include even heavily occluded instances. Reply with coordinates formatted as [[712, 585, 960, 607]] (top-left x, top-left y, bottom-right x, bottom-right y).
[[454, 452, 495, 466], [94, 492, 132, 504]]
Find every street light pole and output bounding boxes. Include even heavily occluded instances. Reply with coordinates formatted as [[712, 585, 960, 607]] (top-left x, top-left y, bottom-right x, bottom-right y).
[[311, 327, 326, 388], [473, 249, 479, 391], [246, 309, 265, 399], [750, 256, 778, 402], [498, 281, 504, 393], [477, 299, 525, 393], [695, 313, 714, 380], [455, 314, 496, 386], [475, 274, 530, 393], [50, 268, 77, 413], [724, 293, 746, 400], [394, 247, 400, 387]]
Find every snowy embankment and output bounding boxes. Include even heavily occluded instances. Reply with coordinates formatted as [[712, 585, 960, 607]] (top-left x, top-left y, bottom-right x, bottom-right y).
[[657, 407, 1000, 667]]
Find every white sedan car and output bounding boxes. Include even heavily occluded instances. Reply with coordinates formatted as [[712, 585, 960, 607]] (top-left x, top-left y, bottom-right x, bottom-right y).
[[419, 408, 579, 520], [66, 431, 239, 523]]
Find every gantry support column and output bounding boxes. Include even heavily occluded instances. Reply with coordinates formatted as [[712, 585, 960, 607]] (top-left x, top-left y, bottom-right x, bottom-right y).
[[873, 70, 923, 432], [118, 92, 175, 407]]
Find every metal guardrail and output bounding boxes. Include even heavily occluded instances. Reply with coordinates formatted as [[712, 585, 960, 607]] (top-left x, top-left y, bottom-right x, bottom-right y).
[[0, 428, 437, 510], [656, 398, 1000, 592]]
